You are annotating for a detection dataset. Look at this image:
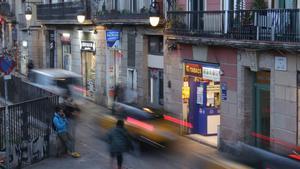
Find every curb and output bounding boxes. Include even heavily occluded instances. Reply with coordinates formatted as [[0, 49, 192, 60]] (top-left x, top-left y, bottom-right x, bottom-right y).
[[185, 135, 218, 149]]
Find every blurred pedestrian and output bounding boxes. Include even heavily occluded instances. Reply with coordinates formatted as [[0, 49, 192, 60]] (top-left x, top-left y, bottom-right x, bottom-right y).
[[62, 97, 80, 151], [27, 59, 34, 79], [114, 83, 124, 102], [106, 119, 133, 169], [53, 106, 80, 158]]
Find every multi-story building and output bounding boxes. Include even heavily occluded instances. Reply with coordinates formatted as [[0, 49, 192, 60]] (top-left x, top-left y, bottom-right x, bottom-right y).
[[32, 0, 165, 107], [165, 0, 300, 156], [93, 0, 165, 107]]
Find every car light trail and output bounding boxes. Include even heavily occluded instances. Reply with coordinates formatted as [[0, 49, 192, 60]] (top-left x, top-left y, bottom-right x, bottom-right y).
[[126, 117, 154, 131], [163, 115, 193, 128], [251, 132, 300, 161], [73, 86, 86, 93]]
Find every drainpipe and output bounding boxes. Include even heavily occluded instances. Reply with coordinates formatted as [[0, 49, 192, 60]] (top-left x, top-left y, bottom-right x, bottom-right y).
[[1, 20, 5, 49]]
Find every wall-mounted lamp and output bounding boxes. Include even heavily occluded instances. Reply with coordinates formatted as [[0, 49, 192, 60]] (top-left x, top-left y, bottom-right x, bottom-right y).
[[149, 0, 160, 27], [77, 11, 86, 24], [25, 6, 32, 21], [22, 40, 28, 47], [62, 33, 70, 38]]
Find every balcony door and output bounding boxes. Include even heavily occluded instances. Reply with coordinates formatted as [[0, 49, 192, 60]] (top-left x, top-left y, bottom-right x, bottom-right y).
[[130, 0, 138, 13], [189, 0, 204, 32], [270, 0, 297, 8]]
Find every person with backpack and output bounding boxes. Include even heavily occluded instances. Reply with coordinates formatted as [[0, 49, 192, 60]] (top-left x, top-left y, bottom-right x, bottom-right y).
[[106, 119, 133, 169], [53, 106, 80, 158]]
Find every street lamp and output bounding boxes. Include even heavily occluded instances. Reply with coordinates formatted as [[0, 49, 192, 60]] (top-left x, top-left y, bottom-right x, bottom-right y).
[[77, 11, 86, 24], [149, 0, 160, 27], [25, 6, 32, 21]]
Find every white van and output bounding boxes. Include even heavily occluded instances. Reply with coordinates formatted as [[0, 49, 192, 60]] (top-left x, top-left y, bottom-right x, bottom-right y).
[[28, 69, 83, 99]]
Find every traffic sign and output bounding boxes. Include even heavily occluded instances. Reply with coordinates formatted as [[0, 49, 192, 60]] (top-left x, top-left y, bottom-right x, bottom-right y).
[[0, 54, 16, 75]]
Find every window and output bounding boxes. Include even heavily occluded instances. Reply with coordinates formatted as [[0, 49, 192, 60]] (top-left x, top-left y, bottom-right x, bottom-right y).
[[127, 33, 136, 68], [130, 0, 138, 13], [148, 36, 163, 55]]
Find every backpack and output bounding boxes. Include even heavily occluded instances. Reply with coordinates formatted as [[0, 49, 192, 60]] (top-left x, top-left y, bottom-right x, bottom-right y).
[[52, 114, 58, 132]]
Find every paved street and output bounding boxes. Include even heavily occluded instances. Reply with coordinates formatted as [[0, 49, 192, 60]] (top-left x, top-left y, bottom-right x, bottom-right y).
[[25, 101, 252, 169]]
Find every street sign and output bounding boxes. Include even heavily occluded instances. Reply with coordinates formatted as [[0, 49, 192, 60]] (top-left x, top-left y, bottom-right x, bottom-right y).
[[0, 54, 16, 75]]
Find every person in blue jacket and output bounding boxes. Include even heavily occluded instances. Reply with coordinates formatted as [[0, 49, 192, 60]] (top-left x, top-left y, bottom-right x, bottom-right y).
[[53, 106, 80, 158]]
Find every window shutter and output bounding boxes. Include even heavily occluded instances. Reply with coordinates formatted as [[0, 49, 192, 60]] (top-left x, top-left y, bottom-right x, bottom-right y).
[[127, 33, 136, 67]]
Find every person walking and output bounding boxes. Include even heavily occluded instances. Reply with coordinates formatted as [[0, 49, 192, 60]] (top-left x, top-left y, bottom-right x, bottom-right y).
[[53, 106, 80, 158], [106, 120, 133, 169]]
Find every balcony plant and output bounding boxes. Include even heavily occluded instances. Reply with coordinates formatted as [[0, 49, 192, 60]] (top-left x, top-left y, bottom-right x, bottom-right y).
[[140, 6, 148, 14], [166, 7, 187, 30]]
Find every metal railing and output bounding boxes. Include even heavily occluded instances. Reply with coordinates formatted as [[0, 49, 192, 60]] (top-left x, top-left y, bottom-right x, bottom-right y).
[[0, 75, 59, 168], [37, 1, 85, 20], [0, 76, 54, 104], [95, 9, 150, 20], [167, 9, 300, 42], [0, 96, 58, 150], [0, 2, 10, 16], [167, 11, 225, 38]]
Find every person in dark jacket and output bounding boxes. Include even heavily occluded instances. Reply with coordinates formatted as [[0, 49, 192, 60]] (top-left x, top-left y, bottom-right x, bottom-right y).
[[106, 120, 133, 169]]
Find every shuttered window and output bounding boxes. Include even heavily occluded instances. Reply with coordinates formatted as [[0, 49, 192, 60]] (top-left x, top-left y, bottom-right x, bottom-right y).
[[127, 33, 136, 68]]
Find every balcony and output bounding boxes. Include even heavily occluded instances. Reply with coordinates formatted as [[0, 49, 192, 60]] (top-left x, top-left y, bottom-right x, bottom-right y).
[[166, 9, 300, 45], [37, 1, 86, 23], [94, 9, 150, 25], [0, 2, 11, 17]]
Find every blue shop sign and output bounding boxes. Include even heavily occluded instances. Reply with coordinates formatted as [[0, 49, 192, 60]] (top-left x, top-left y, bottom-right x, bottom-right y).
[[106, 30, 120, 42]]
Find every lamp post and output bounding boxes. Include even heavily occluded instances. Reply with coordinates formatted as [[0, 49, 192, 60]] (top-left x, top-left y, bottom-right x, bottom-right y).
[[25, 6, 32, 21], [149, 0, 160, 27]]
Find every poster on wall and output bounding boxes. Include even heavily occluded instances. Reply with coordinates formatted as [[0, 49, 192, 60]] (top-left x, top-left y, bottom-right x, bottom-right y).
[[196, 86, 203, 105]]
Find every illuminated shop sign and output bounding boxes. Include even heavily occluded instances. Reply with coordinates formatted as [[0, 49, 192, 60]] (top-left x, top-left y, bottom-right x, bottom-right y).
[[81, 41, 95, 51], [185, 63, 202, 77], [203, 67, 220, 82]]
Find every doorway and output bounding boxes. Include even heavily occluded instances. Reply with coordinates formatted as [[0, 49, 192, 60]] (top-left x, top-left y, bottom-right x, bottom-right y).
[[81, 51, 96, 100], [148, 68, 164, 107], [253, 71, 270, 149]]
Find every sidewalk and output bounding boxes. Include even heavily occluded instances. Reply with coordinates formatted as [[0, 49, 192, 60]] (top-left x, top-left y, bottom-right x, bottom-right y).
[[26, 100, 252, 169]]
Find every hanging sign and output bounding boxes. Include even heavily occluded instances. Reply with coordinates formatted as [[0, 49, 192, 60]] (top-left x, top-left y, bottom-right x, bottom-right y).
[[106, 30, 120, 48], [81, 41, 95, 51], [185, 63, 202, 77]]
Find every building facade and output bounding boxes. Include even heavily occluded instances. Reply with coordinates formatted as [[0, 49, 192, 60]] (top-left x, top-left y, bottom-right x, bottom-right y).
[[165, 0, 300, 156]]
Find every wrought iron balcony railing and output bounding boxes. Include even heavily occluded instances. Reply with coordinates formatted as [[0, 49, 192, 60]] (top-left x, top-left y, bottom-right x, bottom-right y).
[[167, 9, 300, 42], [0, 2, 11, 17], [94, 9, 150, 21], [37, 1, 85, 20]]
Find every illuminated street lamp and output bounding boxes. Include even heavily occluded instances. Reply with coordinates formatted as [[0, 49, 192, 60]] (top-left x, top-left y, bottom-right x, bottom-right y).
[[149, 0, 160, 27], [77, 11, 86, 24], [25, 6, 32, 21]]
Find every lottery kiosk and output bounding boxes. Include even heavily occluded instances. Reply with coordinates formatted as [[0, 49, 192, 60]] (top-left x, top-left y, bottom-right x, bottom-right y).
[[183, 60, 221, 135]]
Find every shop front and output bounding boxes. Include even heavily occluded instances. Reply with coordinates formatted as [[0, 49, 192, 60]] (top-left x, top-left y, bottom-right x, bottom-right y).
[[182, 60, 221, 145], [81, 40, 96, 100]]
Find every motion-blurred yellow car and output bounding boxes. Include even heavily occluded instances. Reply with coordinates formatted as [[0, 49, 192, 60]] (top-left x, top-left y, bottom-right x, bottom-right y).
[[98, 102, 179, 148]]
